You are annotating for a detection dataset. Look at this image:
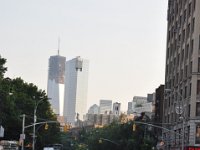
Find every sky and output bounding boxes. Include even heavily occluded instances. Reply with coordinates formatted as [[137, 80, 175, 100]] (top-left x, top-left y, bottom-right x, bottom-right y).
[[0, 0, 168, 111]]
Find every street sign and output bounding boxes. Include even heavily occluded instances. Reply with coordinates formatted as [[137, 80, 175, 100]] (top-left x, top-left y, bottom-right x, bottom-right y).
[[20, 134, 25, 140]]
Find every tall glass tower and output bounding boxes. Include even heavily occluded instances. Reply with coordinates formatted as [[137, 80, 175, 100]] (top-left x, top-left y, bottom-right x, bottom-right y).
[[63, 56, 89, 125], [47, 54, 66, 116]]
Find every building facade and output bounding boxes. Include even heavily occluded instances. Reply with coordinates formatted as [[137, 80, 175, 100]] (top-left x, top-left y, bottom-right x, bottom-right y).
[[88, 104, 99, 114], [99, 100, 112, 114], [113, 102, 121, 116], [127, 102, 133, 115], [154, 85, 164, 140], [47, 55, 66, 115], [164, 0, 200, 149], [63, 56, 89, 125]]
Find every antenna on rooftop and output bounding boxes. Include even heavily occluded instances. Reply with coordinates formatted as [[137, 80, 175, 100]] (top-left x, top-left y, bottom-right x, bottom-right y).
[[58, 37, 60, 55]]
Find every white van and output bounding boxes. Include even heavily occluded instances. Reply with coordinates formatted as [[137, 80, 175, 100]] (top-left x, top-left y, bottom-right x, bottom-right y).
[[43, 147, 54, 150]]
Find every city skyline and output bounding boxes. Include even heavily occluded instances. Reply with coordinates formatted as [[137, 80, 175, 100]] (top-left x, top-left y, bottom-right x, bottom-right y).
[[0, 0, 168, 111]]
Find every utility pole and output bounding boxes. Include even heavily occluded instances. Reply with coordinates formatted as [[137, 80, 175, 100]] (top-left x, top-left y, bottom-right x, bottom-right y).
[[32, 108, 36, 150], [21, 114, 25, 150], [32, 99, 45, 150]]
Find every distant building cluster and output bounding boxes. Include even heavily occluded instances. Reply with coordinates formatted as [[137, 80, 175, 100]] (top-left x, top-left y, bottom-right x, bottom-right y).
[[84, 100, 121, 126]]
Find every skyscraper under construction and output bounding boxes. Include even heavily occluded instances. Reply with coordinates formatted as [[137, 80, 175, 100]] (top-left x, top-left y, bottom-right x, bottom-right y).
[[47, 53, 66, 116]]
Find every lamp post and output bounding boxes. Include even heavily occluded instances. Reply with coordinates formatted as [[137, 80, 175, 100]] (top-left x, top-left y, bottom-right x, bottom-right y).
[[32, 99, 44, 150], [165, 89, 185, 150]]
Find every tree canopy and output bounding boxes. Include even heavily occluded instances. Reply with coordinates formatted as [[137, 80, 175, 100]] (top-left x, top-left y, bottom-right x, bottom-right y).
[[0, 55, 61, 149], [63, 115, 157, 150]]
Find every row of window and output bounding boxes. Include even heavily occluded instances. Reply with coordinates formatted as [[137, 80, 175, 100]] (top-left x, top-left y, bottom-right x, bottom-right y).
[[163, 118, 190, 144], [168, 17, 195, 45], [163, 123, 200, 145], [167, 35, 194, 61], [166, 56, 200, 91], [168, 0, 195, 26]]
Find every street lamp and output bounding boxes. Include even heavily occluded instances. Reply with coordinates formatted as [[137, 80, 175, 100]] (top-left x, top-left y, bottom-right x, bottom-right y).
[[32, 98, 45, 150], [165, 89, 185, 150]]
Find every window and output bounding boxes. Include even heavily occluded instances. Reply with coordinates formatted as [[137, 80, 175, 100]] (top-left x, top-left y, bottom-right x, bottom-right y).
[[179, 15, 182, 26], [187, 126, 190, 143], [196, 124, 200, 144], [190, 39, 194, 56], [198, 58, 200, 72], [188, 3, 191, 17], [188, 104, 191, 117], [199, 35, 200, 50], [193, 0, 196, 11], [183, 9, 187, 22], [181, 69, 183, 81], [197, 80, 200, 95], [167, 48, 170, 58], [196, 103, 200, 116], [190, 61, 193, 74], [189, 83, 192, 96], [182, 29, 185, 42], [177, 53, 180, 66], [187, 23, 190, 38], [181, 49, 184, 62], [192, 18, 195, 33], [184, 86, 187, 98], [186, 44, 189, 59]]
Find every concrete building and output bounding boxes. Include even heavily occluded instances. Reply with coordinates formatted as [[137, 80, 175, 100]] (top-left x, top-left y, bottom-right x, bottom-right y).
[[63, 56, 89, 125], [132, 96, 147, 105], [99, 100, 112, 114], [147, 93, 154, 102], [88, 104, 99, 114], [164, 0, 200, 149], [113, 102, 121, 116], [154, 85, 164, 141], [127, 102, 133, 115], [147, 93, 156, 113], [132, 96, 147, 112], [47, 53, 66, 115], [84, 113, 118, 126], [134, 102, 153, 114]]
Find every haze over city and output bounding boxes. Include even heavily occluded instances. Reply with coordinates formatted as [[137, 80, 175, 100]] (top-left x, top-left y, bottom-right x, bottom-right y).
[[0, 0, 168, 111]]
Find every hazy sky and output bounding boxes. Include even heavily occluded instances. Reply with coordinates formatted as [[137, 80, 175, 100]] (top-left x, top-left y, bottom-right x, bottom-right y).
[[1, 0, 168, 111]]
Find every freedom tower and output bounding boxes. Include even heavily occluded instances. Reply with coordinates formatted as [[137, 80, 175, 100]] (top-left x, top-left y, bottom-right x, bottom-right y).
[[47, 49, 66, 116]]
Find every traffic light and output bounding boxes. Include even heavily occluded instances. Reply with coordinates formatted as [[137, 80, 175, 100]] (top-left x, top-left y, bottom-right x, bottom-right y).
[[45, 123, 48, 130], [133, 123, 136, 131]]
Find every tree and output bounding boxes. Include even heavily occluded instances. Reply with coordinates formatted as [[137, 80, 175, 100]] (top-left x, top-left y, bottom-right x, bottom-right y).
[[0, 55, 7, 79], [0, 56, 61, 149], [71, 113, 157, 150]]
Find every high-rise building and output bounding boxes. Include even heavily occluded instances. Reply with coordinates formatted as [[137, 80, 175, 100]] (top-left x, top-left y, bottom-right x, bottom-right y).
[[132, 96, 147, 113], [99, 100, 112, 114], [113, 102, 121, 116], [47, 53, 66, 115], [132, 96, 147, 105], [63, 56, 89, 125], [88, 104, 99, 114], [164, 0, 200, 149], [127, 102, 133, 115], [154, 85, 164, 141]]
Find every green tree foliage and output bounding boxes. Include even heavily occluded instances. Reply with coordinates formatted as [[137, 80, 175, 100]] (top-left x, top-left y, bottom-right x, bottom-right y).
[[0, 56, 7, 79], [0, 56, 61, 149], [70, 116, 157, 150]]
